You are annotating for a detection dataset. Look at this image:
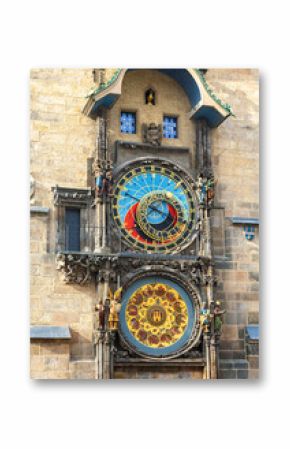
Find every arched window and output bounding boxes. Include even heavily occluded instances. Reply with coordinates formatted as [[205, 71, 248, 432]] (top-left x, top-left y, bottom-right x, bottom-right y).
[[145, 88, 156, 105]]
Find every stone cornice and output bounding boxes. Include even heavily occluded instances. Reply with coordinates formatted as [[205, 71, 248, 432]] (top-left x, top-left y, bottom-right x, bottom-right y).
[[83, 68, 233, 127], [52, 186, 93, 207], [55, 251, 215, 286]]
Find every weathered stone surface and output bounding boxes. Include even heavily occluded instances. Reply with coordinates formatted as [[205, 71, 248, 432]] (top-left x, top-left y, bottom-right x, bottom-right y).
[[30, 341, 70, 379], [114, 366, 204, 380], [69, 360, 95, 379]]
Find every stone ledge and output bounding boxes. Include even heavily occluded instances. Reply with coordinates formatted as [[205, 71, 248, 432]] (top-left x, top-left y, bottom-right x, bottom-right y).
[[30, 206, 50, 214], [30, 325, 71, 340], [114, 357, 205, 367], [230, 217, 259, 225], [219, 359, 248, 370], [219, 359, 250, 380]]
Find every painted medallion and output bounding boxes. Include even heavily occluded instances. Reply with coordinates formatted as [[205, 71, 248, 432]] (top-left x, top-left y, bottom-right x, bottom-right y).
[[119, 276, 196, 357]]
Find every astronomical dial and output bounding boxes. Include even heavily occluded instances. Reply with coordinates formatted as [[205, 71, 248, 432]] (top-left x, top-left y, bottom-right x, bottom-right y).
[[112, 160, 197, 253], [119, 275, 199, 358]]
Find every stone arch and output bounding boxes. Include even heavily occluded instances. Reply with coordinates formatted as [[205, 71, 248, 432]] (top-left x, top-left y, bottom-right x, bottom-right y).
[[83, 68, 233, 127]]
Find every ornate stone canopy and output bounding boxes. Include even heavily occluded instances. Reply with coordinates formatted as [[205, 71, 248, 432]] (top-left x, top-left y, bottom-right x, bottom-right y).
[[83, 68, 233, 127]]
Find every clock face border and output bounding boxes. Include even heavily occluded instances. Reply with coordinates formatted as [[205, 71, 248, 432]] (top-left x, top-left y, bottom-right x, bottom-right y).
[[118, 271, 202, 359], [112, 157, 198, 254]]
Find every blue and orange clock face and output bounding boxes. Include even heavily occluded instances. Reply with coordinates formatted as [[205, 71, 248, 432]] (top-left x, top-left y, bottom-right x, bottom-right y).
[[112, 161, 197, 253]]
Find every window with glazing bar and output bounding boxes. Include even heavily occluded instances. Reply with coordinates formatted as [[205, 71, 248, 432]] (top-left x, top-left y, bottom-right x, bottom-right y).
[[120, 112, 136, 134], [163, 116, 178, 138], [65, 208, 80, 251]]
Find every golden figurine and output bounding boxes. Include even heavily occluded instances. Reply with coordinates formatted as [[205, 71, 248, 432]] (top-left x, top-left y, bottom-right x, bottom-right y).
[[108, 287, 122, 331], [146, 89, 155, 105]]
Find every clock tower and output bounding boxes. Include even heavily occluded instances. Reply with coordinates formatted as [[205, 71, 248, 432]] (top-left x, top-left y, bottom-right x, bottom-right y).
[[30, 68, 259, 380], [61, 68, 232, 379]]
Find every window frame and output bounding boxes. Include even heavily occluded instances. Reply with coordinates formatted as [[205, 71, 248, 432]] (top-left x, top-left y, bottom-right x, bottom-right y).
[[53, 186, 93, 253], [163, 115, 178, 139], [65, 207, 81, 252], [120, 111, 137, 135]]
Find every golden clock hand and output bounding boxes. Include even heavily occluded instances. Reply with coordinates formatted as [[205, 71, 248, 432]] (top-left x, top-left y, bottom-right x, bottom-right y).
[[124, 192, 168, 217]]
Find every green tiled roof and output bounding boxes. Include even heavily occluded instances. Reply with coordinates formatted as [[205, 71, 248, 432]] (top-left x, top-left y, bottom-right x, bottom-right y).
[[86, 68, 122, 98], [86, 68, 234, 116], [195, 69, 234, 115]]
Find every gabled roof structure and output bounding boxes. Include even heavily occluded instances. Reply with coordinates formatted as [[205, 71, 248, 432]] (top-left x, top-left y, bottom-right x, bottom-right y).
[[83, 68, 233, 127]]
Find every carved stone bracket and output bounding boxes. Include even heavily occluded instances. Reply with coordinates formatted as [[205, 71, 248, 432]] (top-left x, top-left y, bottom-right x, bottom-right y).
[[55, 252, 215, 286], [142, 122, 162, 146], [202, 273, 219, 287], [56, 253, 94, 284], [53, 186, 93, 207]]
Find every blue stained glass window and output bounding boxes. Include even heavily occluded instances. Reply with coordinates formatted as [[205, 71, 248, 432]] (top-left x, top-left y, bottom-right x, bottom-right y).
[[120, 112, 136, 134], [163, 116, 178, 139]]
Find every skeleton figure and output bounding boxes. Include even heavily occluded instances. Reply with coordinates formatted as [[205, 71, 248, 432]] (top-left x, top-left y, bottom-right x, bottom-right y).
[[200, 302, 211, 333], [197, 176, 207, 205], [196, 175, 217, 207], [206, 176, 216, 207]]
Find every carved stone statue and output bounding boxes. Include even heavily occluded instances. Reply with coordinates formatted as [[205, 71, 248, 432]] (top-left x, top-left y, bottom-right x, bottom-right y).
[[142, 123, 162, 146], [196, 176, 207, 205], [200, 302, 211, 333], [96, 301, 105, 329], [206, 176, 217, 207], [95, 165, 113, 197], [213, 300, 225, 334], [196, 175, 217, 207]]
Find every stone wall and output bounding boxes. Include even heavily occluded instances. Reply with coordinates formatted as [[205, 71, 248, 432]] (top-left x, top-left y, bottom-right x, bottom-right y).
[[114, 366, 204, 380], [208, 69, 259, 379], [30, 69, 97, 377], [107, 69, 195, 161], [30, 340, 70, 379]]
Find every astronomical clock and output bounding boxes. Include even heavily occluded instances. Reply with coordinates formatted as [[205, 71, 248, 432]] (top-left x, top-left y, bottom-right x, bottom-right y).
[[110, 157, 202, 359], [119, 273, 202, 358], [112, 158, 198, 254], [56, 68, 231, 378]]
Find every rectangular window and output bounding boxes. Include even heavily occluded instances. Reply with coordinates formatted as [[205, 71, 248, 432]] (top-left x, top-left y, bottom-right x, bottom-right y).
[[163, 116, 178, 139], [65, 208, 80, 251], [120, 111, 136, 134]]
